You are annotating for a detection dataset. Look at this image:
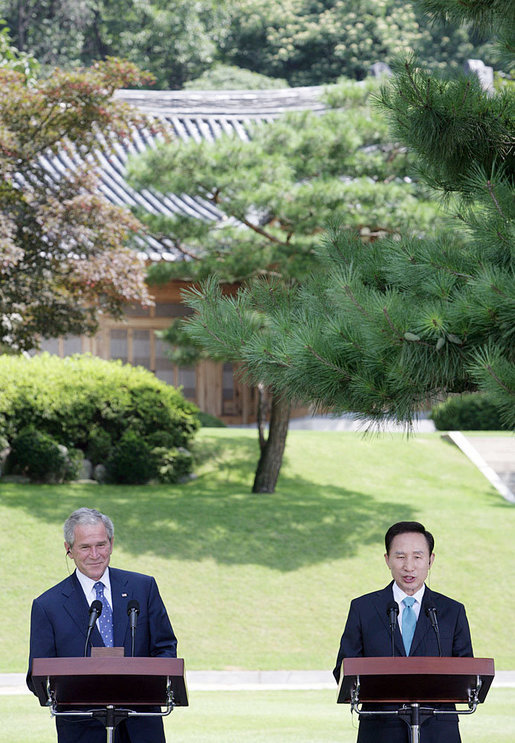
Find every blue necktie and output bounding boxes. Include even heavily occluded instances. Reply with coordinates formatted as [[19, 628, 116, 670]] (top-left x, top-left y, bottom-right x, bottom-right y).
[[402, 597, 416, 655], [94, 581, 114, 647]]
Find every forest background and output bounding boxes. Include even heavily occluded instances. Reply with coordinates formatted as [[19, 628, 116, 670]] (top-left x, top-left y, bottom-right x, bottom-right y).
[[0, 0, 498, 90]]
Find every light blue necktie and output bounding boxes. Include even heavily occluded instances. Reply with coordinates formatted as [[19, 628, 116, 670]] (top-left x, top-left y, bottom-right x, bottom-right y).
[[94, 581, 114, 647], [402, 596, 417, 655]]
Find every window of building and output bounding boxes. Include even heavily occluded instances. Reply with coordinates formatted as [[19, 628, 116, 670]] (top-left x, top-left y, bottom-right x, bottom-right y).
[[110, 329, 128, 363], [154, 336, 176, 385], [178, 366, 196, 400], [133, 329, 151, 369]]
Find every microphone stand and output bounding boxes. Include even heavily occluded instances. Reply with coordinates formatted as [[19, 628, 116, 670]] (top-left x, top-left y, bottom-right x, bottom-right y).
[[425, 607, 442, 657], [386, 602, 399, 656], [127, 601, 140, 658], [84, 601, 103, 657]]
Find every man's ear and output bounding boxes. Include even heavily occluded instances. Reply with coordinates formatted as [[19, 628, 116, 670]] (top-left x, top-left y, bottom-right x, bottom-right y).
[[429, 552, 435, 568], [64, 541, 72, 556]]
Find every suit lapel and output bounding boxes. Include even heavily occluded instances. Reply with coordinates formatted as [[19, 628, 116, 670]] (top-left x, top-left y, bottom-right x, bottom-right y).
[[110, 568, 131, 648], [62, 573, 104, 647], [410, 585, 433, 656], [371, 582, 406, 657]]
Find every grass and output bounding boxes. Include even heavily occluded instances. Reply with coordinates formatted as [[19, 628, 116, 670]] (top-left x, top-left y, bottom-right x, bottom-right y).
[[1, 429, 514, 676], [1, 689, 514, 742]]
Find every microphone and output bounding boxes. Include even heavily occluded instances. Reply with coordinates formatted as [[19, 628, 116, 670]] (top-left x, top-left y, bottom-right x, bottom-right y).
[[127, 600, 140, 657], [386, 601, 399, 656], [84, 600, 103, 657], [425, 605, 442, 657]]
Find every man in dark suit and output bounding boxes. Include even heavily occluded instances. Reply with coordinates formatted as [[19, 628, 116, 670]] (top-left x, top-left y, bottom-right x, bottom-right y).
[[27, 507, 178, 743], [333, 521, 473, 743]]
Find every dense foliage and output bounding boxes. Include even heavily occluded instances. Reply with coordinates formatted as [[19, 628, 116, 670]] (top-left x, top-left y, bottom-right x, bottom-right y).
[[0, 0, 497, 89], [0, 1, 228, 88], [221, 0, 494, 86], [431, 394, 510, 431], [5, 426, 82, 482], [0, 354, 200, 483]]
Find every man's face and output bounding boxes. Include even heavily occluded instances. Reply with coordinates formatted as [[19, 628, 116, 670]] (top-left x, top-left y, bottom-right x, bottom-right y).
[[384, 531, 434, 596], [65, 522, 113, 581]]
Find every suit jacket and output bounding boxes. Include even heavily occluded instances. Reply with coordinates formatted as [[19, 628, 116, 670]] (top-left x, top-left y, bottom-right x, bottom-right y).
[[333, 582, 473, 743], [27, 567, 178, 743]]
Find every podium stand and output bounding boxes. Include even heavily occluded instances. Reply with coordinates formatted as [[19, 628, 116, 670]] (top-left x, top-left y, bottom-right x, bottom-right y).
[[337, 657, 494, 743], [31, 657, 188, 742]]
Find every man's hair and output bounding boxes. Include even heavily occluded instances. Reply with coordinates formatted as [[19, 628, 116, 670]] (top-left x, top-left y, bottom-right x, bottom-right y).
[[385, 521, 434, 555], [64, 507, 114, 547]]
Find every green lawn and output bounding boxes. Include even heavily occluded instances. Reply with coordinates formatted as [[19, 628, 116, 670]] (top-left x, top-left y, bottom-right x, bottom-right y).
[[1, 429, 514, 676], [2, 689, 513, 742]]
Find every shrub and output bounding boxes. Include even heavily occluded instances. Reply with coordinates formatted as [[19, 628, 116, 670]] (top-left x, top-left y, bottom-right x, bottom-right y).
[[0, 354, 201, 483], [152, 446, 194, 484], [197, 411, 227, 428], [431, 394, 510, 431], [106, 430, 155, 484], [7, 427, 67, 482], [87, 426, 113, 465], [146, 430, 180, 449], [64, 448, 85, 481]]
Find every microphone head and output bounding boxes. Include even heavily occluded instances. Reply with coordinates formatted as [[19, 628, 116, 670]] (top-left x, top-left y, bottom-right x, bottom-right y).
[[386, 601, 399, 616], [425, 605, 436, 617], [127, 599, 140, 615], [90, 599, 103, 616]]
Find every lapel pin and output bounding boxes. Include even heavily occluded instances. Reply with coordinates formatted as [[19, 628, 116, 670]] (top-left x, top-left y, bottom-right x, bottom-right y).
[[122, 593, 128, 597]]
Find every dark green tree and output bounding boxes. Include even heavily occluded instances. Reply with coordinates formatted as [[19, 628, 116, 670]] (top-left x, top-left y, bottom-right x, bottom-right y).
[[182, 0, 514, 433], [220, 0, 494, 85], [128, 79, 449, 492], [0, 0, 229, 88]]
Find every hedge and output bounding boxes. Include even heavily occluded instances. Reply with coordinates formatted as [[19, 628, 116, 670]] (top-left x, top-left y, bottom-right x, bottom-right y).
[[0, 354, 200, 482], [430, 393, 510, 431]]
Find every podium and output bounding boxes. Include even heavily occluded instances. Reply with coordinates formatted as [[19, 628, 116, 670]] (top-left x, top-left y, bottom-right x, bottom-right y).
[[31, 657, 188, 742], [337, 657, 494, 743]]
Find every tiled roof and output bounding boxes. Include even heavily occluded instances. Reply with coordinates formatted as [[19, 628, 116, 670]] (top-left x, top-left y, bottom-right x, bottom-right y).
[[42, 86, 327, 261]]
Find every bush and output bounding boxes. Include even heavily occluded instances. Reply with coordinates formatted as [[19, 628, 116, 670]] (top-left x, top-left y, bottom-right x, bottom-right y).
[[64, 448, 85, 481], [6, 427, 67, 482], [197, 411, 227, 428], [145, 430, 180, 449], [431, 394, 510, 431], [106, 430, 155, 485], [87, 426, 113, 465], [152, 446, 194, 484], [0, 354, 201, 482]]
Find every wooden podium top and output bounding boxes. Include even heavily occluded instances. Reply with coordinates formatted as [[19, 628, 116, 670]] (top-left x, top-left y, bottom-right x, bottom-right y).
[[31, 656, 188, 707], [338, 657, 495, 704]]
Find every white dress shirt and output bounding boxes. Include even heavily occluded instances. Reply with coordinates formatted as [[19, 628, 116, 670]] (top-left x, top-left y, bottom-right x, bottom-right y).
[[393, 582, 425, 635], [75, 567, 113, 609]]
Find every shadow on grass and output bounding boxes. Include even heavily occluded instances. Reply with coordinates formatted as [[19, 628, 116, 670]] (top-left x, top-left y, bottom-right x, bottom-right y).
[[1, 433, 415, 571]]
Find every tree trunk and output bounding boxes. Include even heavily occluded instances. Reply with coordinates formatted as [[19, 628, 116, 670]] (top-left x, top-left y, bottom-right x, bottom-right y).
[[256, 382, 268, 452], [252, 392, 291, 494]]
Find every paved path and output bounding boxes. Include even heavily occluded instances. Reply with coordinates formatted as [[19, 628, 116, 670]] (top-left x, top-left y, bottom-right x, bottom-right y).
[[2, 670, 514, 695], [466, 436, 515, 494]]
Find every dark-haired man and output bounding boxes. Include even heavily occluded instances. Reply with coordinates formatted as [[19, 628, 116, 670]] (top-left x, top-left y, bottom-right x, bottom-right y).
[[334, 521, 473, 743], [27, 507, 178, 743]]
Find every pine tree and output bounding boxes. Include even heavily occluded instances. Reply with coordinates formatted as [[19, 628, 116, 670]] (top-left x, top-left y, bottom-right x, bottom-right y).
[[128, 78, 449, 492], [182, 0, 514, 432]]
